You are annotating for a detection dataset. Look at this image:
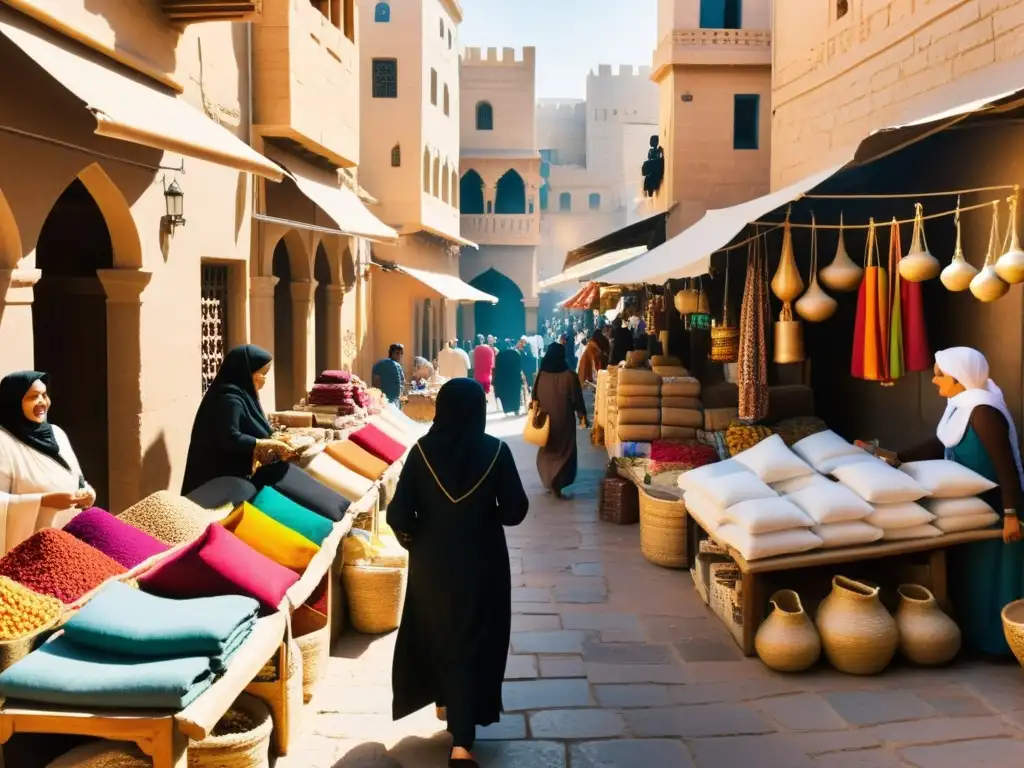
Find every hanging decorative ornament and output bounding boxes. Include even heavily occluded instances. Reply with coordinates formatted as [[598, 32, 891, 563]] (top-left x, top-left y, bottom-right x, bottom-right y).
[[970, 201, 1010, 303], [899, 203, 941, 282], [771, 211, 804, 303], [710, 255, 740, 363], [774, 302, 805, 364], [940, 198, 977, 292], [819, 213, 863, 292], [673, 278, 700, 315], [795, 214, 838, 323], [995, 186, 1024, 284]]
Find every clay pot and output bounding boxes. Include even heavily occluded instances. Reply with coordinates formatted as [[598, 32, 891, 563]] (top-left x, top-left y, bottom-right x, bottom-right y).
[[895, 584, 960, 666], [755, 590, 821, 672], [1000, 599, 1024, 667], [815, 575, 898, 675]]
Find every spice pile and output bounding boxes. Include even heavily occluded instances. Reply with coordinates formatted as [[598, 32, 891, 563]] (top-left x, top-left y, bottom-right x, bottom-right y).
[[648, 441, 719, 474], [117, 491, 214, 545], [0, 529, 126, 605], [0, 575, 62, 640], [725, 423, 774, 457], [63, 507, 170, 570], [307, 370, 371, 414]]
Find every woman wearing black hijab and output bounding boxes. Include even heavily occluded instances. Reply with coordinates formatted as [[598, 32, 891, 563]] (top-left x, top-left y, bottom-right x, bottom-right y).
[[388, 378, 528, 767], [181, 344, 294, 495], [493, 340, 524, 416], [0, 371, 94, 554], [532, 343, 588, 498]]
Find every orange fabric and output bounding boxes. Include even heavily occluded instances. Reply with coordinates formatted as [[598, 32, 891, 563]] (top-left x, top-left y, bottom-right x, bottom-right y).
[[325, 440, 389, 481], [577, 341, 602, 386]]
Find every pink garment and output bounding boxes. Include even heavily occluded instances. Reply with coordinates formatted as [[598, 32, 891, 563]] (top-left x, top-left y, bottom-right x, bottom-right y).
[[472, 344, 495, 393]]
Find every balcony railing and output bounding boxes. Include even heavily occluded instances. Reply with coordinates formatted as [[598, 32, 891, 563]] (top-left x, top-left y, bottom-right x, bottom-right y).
[[461, 214, 541, 246], [160, 0, 261, 23], [654, 27, 771, 72]]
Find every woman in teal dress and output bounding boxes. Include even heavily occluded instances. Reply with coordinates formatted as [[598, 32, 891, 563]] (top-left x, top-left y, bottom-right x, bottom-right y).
[[898, 347, 1023, 658]]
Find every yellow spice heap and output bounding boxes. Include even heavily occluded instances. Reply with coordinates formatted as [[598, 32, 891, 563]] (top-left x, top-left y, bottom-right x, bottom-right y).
[[0, 575, 63, 640]]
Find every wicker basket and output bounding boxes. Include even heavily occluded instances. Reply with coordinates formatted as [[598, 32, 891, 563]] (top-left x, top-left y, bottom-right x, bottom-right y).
[[293, 605, 329, 704], [638, 486, 689, 568], [598, 476, 639, 525], [188, 693, 273, 768], [244, 639, 302, 757], [45, 741, 149, 767], [402, 396, 436, 423], [709, 325, 740, 363], [0, 618, 60, 674], [709, 562, 744, 646], [342, 563, 407, 634]]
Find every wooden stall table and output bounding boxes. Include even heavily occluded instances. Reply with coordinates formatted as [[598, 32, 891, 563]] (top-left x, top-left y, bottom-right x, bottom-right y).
[[0, 612, 287, 768], [685, 507, 1001, 656]]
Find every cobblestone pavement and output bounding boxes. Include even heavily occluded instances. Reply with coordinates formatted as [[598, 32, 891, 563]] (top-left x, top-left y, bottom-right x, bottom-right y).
[[279, 415, 1024, 768]]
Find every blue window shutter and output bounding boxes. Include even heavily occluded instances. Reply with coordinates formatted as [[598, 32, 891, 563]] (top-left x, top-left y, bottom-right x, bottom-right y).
[[733, 94, 759, 150], [374, 2, 390, 22], [699, 0, 725, 28]]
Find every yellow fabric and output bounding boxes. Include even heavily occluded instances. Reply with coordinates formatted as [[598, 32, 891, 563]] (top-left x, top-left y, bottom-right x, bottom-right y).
[[325, 440, 388, 480], [220, 502, 319, 573], [304, 452, 375, 502], [369, 416, 415, 449]]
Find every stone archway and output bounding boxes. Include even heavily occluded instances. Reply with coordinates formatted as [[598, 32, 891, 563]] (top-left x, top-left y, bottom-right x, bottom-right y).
[[460, 170, 485, 215], [471, 268, 525, 341], [495, 169, 527, 214], [271, 230, 312, 411]]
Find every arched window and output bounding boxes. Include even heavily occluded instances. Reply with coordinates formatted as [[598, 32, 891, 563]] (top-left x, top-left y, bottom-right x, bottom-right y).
[[451, 168, 459, 207], [432, 156, 440, 197], [422, 147, 431, 193], [439, 18, 445, 37], [390, 143, 401, 167], [589, 192, 601, 210], [443, 85, 450, 116], [448, 29, 452, 49], [430, 69, 438, 106], [559, 192, 571, 211], [475, 101, 494, 131], [374, 2, 390, 22], [495, 169, 527, 215], [459, 170, 484, 214], [441, 161, 450, 203]]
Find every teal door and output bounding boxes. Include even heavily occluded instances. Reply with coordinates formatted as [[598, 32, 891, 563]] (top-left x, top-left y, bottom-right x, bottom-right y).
[[700, 0, 741, 28], [471, 269, 525, 342]]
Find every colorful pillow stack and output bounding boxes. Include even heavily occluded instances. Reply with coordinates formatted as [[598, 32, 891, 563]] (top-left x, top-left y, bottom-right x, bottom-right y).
[[308, 370, 370, 413], [350, 423, 407, 465]]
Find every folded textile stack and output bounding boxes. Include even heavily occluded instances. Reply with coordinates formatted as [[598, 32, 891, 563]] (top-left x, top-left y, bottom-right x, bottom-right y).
[[317, 370, 352, 384], [307, 382, 371, 413], [903, 460, 1000, 533], [0, 582, 259, 709]]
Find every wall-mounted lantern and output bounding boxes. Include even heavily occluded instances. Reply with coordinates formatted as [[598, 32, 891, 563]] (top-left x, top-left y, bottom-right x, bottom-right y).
[[162, 177, 186, 231]]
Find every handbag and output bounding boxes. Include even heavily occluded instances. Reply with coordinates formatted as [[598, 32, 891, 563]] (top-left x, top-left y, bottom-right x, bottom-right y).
[[523, 401, 550, 447]]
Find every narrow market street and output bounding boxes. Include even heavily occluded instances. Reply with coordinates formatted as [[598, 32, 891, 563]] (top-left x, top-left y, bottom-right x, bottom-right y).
[[280, 416, 1024, 768]]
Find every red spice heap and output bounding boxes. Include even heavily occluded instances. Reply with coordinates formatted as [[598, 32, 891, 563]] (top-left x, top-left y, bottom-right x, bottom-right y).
[[0, 529, 127, 604]]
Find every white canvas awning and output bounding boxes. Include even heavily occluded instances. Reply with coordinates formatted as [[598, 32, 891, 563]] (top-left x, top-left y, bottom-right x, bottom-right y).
[[538, 246, 648, 290], [600, 57, 1024, 286], [0, 7, 284, 180], [375, 263, 497, 304]]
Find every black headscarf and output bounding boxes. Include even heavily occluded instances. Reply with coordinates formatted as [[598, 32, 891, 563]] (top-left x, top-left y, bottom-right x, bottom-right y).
[[200, 344, 273, 437], [416, 377, 499, 498], [540, 343, 570, 374], [0, 371, 71, 472]]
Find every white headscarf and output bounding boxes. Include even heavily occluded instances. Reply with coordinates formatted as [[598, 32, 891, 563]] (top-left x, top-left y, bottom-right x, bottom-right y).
[[934, 347, 1024, 485]]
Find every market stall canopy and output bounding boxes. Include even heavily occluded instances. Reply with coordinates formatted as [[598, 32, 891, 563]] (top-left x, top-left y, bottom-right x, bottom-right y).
[[599, 56, 1024, 286], [538, 245, 648, 290], [0, 7, 284, 181], [372, 260, 498, 304], [557, 282, 600, 310], [266, 148, 399, 243], [400, 224, 479, 249], [562, 209, 671, 271]]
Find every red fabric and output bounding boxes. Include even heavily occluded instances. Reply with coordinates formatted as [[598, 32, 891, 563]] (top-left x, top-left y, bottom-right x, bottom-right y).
[[317, 370, 352, 384], [473, 345, 495, 393], [350, 423, 406, 464], [850, 276, 867, 379], [901, 279, 931, 372], [138, 523, 299, 612]]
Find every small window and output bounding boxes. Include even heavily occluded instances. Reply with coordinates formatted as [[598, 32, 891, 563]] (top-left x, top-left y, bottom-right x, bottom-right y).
[[374, 1, 390, 21], [391, 143, 401, 167], [836, 0, 848, 19], [539, 184, 549, 211], [430, 68, 438, 106], [443, 84, 450, 116], [476, 101, 493, 131], [448, 29, 452, 49], [559, 192, 571, 212], [439, 18, 445, 37], [540, 161, 550, 179], [700, 0, 742, 29], [589, 193, 601, 210], [733, 94, 760, 150], [372, 58, 398, 99]]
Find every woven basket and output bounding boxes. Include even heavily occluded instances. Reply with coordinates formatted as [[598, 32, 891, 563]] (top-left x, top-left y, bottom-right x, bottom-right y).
[[598, 477, 639, 525], [244, 639, 302, 757], [293, 605, 329, 703], [342, 563, 407, 634], [709, 325, 739, 363], [188, 693, 272, 768], [45, 741, 149, 767], [402, 396, 436, 423], [638, 486, 689, 568]]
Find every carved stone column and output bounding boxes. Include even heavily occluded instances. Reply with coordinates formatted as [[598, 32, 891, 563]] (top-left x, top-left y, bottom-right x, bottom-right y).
[[290, 280, 317, 407], [325, 284, 344, 371], [249, 275, 279, 412]]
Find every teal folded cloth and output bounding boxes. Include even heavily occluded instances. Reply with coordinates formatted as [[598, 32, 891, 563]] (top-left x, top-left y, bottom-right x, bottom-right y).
[[251, 485, 334, 545], [0, 635, 219, 709], [62, 582, 258, 668]]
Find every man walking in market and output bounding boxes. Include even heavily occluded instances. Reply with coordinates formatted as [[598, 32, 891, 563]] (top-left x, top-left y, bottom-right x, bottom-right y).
[[372, 343, 405, 406]]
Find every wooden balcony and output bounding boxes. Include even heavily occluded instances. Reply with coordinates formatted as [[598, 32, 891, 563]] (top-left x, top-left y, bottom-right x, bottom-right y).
[[461, 214, 541, 247], [160, 0, 262, 23]]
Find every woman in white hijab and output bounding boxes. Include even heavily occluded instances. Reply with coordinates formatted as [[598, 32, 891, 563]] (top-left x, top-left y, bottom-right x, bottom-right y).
[[898, 347, 1023, 657]]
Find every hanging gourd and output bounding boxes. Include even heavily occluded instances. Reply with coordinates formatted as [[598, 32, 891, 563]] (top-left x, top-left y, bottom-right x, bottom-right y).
[[898, 203, 940, 282], [819, 213, 863, 292], [970, 201, 1010, 303], [940, 198, 976, 292], [795, 214, 838, 323], [770, 212, 804, 303], [673, 278, 700, 315], [995, 186, 1024, 284]]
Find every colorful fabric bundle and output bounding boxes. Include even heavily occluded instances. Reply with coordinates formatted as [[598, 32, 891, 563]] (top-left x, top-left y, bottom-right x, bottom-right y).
[[369, 416, 415, 448], [251, 463, 350, 522], [219, 502, 320, 573], [62, 582, 258, 668], [62, 508, 170, 570], [303, 453, 375, 503], [325, 440, 389, 481], [308, 381, 370, 408], [317, 370, 352, 384], [649, 440, 718, 468], [185, 477, 258, 511], [138, 523, 299, 612], [738, 233, 769, 422], [0, 529, 127, 605], [250, 486, 334, 545], [350, 423, 406, 464]]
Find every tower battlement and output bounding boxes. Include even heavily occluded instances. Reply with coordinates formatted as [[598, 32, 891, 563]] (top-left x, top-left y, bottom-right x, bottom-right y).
[[536, 100, 585, 115], [461, 46, 536, 66], [589, 64, 654, 79]]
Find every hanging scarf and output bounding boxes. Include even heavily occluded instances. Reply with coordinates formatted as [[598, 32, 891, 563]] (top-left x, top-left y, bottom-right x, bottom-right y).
[[738, 232, 769, 423], [934, 347, 1024, 486], [0, 371, 71, 473], [886, 219, 905, 382], [901, 271, 931, 373]]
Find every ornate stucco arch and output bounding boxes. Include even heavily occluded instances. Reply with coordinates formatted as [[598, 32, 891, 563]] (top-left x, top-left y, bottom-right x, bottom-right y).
[[0, 188, 23, 268], [76, 163, 143, 270]]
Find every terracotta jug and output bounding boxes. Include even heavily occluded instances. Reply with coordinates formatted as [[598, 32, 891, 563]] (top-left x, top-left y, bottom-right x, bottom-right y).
[[755, 590, 820, 672], [895, 584, 960, 666], [815, 576, 898, 675]]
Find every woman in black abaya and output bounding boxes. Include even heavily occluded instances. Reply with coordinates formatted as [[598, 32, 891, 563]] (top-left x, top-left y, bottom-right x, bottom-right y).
[[388, 378, 529, 767]]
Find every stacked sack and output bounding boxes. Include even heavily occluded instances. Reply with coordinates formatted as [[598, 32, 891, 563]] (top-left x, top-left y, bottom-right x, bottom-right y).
[[307, 370, 371, 415], [616, 368, 662, 443], [653, 358, 704, 441], [792, 431, 936, 541], [900, 460, 1000, 533], [605, 367, 619, 450]]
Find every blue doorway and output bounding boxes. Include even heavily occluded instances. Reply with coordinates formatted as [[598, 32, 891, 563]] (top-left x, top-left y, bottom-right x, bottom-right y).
[[471, 269, 525, 341]]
